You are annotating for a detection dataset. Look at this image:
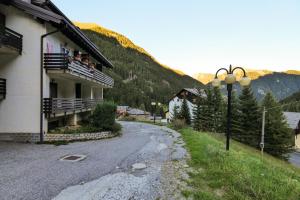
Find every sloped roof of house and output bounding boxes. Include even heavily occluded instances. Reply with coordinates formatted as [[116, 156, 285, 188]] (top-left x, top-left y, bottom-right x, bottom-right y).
[[4, 0, 113, 68], [284, 112, 300, 129], [168, 88, 206, 103], [127, 108, 150, 116]]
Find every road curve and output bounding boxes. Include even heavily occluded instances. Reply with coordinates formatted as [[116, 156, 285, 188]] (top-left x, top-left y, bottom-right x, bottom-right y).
[[0, 122, 186, 200]]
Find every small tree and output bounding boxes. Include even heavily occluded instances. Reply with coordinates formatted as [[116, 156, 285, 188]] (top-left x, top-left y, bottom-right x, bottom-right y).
[[262, 92, 294, 160], [171, 105, 179, 121], [212, 86, 225, 133], [237, 87, 261, 148], [90, 101, 117, 131], [179, 98, 191, 125], [193, 96, 204, 131]]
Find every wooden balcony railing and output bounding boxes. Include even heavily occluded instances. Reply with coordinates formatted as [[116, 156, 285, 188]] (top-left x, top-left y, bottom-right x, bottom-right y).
[[43, 98, 102, 115], [0, 78, 6, 100], [44, 53, 114, 87], [0, 27, 23, 54]]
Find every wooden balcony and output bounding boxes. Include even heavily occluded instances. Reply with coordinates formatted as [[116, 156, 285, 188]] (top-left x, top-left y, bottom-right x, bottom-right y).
[[0, 27, 23, 55], [44, 53, 114, 88], [43, 98, 102, 117], [0, 78, 6, 100]]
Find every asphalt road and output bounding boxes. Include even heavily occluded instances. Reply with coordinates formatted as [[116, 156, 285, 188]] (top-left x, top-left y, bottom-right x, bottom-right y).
[[0, 122, 186, 200], [289, 151, 300, 167]]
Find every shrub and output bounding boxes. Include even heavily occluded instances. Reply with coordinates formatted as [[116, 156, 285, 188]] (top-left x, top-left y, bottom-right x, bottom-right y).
[[119, 115, 136, 121], [172, 119, 186, 130], [111, 122, 122, 133], [90, 101, 117, 130]]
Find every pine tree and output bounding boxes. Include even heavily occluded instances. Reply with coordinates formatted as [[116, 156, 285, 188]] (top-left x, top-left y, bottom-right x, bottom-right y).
[[212, 87, 225, 133], [171, 105, 179, 121], [179, 98, 191, 125], [262, 92, 294, 160], [223, 91, 241, 138], [193, 96, 204, 131], [202, 87, 214, 131], [237, 87, 261, 148]]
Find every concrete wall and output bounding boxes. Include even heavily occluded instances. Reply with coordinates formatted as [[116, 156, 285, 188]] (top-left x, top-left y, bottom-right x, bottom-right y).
[[0, 5, 46, 134], [168, 96, 196, 121]]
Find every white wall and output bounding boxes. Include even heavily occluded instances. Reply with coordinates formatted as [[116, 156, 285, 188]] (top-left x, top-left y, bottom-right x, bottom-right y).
[[0, 5, 46, 133], [168, 96, 196, 121]]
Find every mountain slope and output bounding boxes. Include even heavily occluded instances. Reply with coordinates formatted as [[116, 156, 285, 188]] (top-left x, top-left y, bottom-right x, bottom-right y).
[[280, 90, 300, 112], [224, 72, 300, 101], [76, 22, 203, 110]]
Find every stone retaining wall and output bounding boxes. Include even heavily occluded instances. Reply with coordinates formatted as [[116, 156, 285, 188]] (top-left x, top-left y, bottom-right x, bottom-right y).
[[45, 131, 118, 142], [0, 133, 40, 143]]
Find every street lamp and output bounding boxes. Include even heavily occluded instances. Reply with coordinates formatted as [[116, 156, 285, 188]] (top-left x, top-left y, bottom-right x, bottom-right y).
[[212, 65, 251, 151], [151, 102, 161, 124]]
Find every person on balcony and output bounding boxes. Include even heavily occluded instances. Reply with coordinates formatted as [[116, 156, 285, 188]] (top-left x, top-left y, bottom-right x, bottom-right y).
[[89, 63, 96, 73], [73, 50, 82, 62]]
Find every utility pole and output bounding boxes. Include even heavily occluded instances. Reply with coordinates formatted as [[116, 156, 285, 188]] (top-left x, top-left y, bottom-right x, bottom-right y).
[[260, 107, 266, 156]]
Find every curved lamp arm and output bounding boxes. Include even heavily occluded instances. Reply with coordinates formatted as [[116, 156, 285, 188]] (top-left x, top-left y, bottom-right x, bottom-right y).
[[232, 67, 247, 77], [214, 68, 229, 78]]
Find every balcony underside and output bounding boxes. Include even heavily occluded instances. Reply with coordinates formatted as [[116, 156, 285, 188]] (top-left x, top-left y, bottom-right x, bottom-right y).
[[0, 27, 23, 55], [43, 98, 102, 118], [44, 53, 114, 88], [47, 69, 112, 88]]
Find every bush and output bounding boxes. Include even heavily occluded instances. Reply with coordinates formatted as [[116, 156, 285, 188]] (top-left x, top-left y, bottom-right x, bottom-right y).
[[111, 122, 122, 133], [119, 115, 136, 121], [90, 101, 117, 130], [171, 119, 186, 130]]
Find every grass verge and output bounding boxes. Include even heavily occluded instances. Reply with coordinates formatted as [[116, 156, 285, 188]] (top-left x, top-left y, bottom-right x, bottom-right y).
[[180, 128, 300, 200]]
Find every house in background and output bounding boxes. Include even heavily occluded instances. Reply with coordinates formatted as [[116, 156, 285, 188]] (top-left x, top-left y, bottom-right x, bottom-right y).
[[0, 0, 114, 142], [168, 88, 206, 122], [284, 112, 300, 149]]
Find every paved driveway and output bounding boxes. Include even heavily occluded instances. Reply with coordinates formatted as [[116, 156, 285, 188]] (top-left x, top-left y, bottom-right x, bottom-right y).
[[0, 122, 186, 200], [289, 151, 300, 167]]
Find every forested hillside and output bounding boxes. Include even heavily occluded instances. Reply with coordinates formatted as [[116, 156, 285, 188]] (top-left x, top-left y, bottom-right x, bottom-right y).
[[280, 90, 300, 112], [213, 72, 300, 101], [76, 22, 203, 111]]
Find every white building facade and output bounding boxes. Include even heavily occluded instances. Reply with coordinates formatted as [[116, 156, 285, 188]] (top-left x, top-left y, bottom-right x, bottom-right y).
[[168, 88, 205, 122], [0, 0, 114, 142]]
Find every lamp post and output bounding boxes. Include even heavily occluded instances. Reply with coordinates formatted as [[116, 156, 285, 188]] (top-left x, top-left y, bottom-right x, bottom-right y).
[[212, 65, 251, 151], [151, 102, 161, 124]]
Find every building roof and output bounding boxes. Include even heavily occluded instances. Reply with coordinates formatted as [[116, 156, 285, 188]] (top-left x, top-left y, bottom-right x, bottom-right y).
[[4, 0, 113, 68], [168, 88, 206, 103], [284, 112, 300, 129], [127, 108, 150, 116]]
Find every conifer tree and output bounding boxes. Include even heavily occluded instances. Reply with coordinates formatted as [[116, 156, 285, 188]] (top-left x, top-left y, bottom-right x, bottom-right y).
[[202, 87, 214, 131], [212, 87, 225, 133], [262, 92, 294, 160], [193, 96, 204, 131], [237, 87, 261, 148], [179, 98, 191, 125], [223, 91, 241, 138], [171, 105, 179, 121]]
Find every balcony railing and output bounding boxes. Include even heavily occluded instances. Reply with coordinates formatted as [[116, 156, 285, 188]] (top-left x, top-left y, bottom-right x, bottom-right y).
[[43, 98, 102, 115], [0, 27, 23, 54], [0, 78, 6, 100], [44, 53, 114, 87]]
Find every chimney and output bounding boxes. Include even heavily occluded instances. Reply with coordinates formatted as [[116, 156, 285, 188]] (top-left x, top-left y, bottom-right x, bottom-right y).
[[31, 0, 47, 5]]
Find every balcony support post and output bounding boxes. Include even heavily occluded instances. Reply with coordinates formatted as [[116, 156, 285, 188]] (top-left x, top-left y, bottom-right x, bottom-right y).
[[40, 29, 60, 143]]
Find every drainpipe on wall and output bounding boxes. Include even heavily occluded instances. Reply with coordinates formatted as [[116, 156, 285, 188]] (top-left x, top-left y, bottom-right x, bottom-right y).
[[40, 29, 60, 143]]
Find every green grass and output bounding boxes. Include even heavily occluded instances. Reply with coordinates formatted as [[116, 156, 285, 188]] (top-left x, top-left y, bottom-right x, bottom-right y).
[[180, 128, 300, 200]]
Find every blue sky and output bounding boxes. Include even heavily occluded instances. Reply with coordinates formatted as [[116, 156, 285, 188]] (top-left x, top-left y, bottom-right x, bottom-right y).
[[52, 0, 300, 75]]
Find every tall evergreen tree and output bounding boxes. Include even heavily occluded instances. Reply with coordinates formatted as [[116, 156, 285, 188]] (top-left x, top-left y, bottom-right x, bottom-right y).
[[212, 87, 225, 133], [179, 98, 191, 125], [193, 96, 205, 131], [237, 87, 261, 148], [223, 91, 241, 138], [202, 87, 214, 132], [262, 92, 294, 160], [171, 105, 179, 121]]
